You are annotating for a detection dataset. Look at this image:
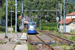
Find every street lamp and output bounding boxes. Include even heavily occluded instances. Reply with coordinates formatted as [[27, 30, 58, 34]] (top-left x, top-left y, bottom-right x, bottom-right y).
[[9, 6, 14, 36]]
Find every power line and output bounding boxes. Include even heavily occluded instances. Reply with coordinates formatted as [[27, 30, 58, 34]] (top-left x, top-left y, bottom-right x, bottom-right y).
[[24, 10, 59, 11]]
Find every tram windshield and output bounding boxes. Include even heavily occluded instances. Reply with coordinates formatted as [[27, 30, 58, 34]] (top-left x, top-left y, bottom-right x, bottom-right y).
[[29, 22, 36, 25]]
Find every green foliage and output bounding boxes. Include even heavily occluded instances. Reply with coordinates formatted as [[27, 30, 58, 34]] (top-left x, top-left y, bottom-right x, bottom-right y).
[[22, 29, 27, 32], [52, 43, 56, 47], [0, 26, 5, 32], [41, 26, 55, 31], [62, 45, 70, 50], [52, 43, 61, 47], [64, 36, 68, 39], [70, 43, 75, 50], [28, 43, 34, 50], [0, 0, 75, 32], [57, 34, 62, 37], [41, 23, 57, 27], [0, 40, 4, 44], [17, 19, 22, 26], [39, 33, 42, 36], [69, 35, 75, 41], [68, 0, 75, 4], [49, 27, 56, 31], [17, 18, 22, 32], [41, 26, 49, 30]]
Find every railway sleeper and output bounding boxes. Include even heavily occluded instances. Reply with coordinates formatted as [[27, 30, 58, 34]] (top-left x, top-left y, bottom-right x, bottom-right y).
[[29, 42, 55, 45]]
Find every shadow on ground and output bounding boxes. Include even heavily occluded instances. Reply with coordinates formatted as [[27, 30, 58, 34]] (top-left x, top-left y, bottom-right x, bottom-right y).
[[28, 32, 39, 35]]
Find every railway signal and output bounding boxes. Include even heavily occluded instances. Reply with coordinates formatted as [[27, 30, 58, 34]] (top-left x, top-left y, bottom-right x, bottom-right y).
[[57, 11, 60, 17], [0, 0, 2, 7]]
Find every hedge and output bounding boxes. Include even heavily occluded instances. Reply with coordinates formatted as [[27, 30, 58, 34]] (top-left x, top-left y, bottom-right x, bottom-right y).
[[41, 26, 56, 31], [0, 26, 5, 32], [41, 23, 57, 27]]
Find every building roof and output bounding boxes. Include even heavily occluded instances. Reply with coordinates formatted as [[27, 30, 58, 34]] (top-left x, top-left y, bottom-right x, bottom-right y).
[[67, 12, 75, 16], [59, 19, 73, 24]]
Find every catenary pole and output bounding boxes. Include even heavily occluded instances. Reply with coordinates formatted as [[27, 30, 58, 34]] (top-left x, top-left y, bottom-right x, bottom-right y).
[[15, 0, 18, 42], [60, 4, 62, 32], [9, 6, 14, 36], [11, 6, 12, 36], [22, 2, 24, 29], [5, 0, 8, 38], [63, 0, 65, 33]]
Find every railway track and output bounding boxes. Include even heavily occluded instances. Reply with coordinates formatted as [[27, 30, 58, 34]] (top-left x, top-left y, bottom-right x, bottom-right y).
[[28, 35, 53, 50], [35, 35, 53, 50], [64, 33, 75, 35], [37, 30, 73, 46]]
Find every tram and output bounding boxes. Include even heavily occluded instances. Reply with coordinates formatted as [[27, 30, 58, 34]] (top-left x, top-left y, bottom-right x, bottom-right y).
[[27, 22, 36, 34]]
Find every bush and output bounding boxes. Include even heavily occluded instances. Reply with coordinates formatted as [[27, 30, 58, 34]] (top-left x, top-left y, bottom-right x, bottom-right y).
[[41, 26, 55, 31], [0, 26, 5, 32], [41, 26, 49, 30], [41, 23, 57, 27], [49, 27, 56, 31]]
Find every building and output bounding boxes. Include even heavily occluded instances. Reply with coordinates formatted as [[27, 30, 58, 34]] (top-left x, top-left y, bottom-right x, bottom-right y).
[[59, 12, 75, 32], [66, 12, 75, 19]]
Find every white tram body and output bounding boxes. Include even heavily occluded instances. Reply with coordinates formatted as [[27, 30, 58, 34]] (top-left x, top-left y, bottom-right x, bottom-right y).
[[27, 22, 36, 33]]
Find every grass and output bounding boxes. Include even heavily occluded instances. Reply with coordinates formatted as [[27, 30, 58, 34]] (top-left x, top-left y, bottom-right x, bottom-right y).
[[70, 43, 75, 50], [50, 30, 57, 34], [52, 43, 70, 50], [0, 31, 14, 33], [0, 31, 5, 33], [16, 41, 21, 44], [39, 33, 42, 36], [13, 45, 17, 50], [0, 41, 4, 44], [37, 27, 40, 30], [22, 29, 27, 32], [27, 43, 34, 50], [0, 31, 22, 33], [52, 43, 56, 47], [57, 33, 63, 37], [52, 42, 61, 47], [62, 45, 70, 50]]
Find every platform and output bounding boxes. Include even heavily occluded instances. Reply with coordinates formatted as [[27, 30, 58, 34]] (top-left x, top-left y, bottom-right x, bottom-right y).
[[20, 33, 27, 41], [15, 33, 28, 50], [15, 44, 28, 50]]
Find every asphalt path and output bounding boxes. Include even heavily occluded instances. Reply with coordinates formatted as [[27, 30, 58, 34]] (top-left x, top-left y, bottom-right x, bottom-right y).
[[0, 33, 22, 50]]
